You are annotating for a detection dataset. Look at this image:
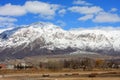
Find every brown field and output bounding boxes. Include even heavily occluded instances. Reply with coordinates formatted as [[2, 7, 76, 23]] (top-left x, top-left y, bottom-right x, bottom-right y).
[[0, 69, 120, 80], [1, 77, 120, 80]]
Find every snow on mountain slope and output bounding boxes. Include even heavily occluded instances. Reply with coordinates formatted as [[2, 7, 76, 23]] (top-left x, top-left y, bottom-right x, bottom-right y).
[[0, 22, 120, 59], [0, 27, 13, 33], [71, 29, 120, 52]]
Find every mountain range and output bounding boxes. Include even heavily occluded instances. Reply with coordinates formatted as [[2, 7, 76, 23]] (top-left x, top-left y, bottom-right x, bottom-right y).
[[0, 22, 120, 60]]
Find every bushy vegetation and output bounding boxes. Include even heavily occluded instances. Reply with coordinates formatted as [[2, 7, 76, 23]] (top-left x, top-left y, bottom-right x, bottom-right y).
[[37, 57, 120, 71]]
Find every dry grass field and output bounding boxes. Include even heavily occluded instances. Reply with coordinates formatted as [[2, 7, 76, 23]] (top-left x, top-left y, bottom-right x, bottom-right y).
[[1, 77, 120, 80], [1, 55, 120, 80], [0, 69, 120, 80]]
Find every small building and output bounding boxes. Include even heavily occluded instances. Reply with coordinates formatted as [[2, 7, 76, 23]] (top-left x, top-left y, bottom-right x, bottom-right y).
[[0, 64, 6, 69], [14, 62, 33, 70], [6, 64, 14, 69]]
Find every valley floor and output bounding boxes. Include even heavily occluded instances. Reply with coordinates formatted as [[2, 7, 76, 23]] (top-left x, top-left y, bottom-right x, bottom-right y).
[[0, 69, 120, 80]]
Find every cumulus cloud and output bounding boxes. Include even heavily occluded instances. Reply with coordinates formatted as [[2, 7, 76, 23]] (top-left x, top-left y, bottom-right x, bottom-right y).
[[110, 8, 118, 12], [73, 0, 92, 5], [58, 9, 66, 16], [78, 14, 94, 21], [0, 16, 17, 28], [93, 12, 120, 23], [0, 1, 60, 18], [56, 20, 66, 27], [0, 3, 26, 16], [0, 1, 61, 27], [0, 22, 15, 28], [0, 16, 17, 22], [68, 6, 103, 14], [24, 1, 60, 17], [69, 0, 120, 23]]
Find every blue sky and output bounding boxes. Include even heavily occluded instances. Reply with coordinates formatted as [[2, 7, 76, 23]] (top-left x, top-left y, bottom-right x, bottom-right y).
[[0, 0, 120, 30]]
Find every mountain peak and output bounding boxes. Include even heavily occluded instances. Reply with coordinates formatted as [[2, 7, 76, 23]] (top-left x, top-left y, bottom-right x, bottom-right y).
[[30, 22, 61, 30], [0, 22, 62, 39], [0, 22, 120, 60]]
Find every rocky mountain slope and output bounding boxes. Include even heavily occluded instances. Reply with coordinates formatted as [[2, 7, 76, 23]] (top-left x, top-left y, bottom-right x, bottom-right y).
[[0, 22, 120, 60]]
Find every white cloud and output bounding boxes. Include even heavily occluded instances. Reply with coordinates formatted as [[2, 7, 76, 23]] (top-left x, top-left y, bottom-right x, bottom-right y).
[[69, 5, 120, 23], [110, 8, 118, 12], [0, 0, 63, 28], [93, 12, 120, 23], [0, 1, 60, 18], [0, 3, 26, 16], [40, 15, 54, 20], [69, 6, 103, 14], [73, 0, 92, 5], [56, 20, 66, 27], [0, 16, 17, 28], [58, 9, 66, 16], [0, 22, 15, 28], [0, 1, 63, 27], [24, 1, 60, 17], [78, 14, 94, 21], [0, 16, 17, 22]]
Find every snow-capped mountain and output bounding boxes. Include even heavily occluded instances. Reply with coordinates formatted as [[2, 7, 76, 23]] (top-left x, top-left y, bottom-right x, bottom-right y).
[[0, 27, 13, 34], [0, 22, 120, 60]]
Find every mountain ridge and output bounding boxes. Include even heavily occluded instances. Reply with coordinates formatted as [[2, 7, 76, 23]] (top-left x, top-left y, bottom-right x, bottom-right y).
[[0, 22, 120, 60]]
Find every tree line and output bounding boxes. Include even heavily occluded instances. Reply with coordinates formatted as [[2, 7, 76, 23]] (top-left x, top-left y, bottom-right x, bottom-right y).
[[37, 57, 120, 71]]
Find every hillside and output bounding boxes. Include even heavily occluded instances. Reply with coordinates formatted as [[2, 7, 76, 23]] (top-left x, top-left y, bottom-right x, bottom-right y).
[[0, 22, 120, 60]]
